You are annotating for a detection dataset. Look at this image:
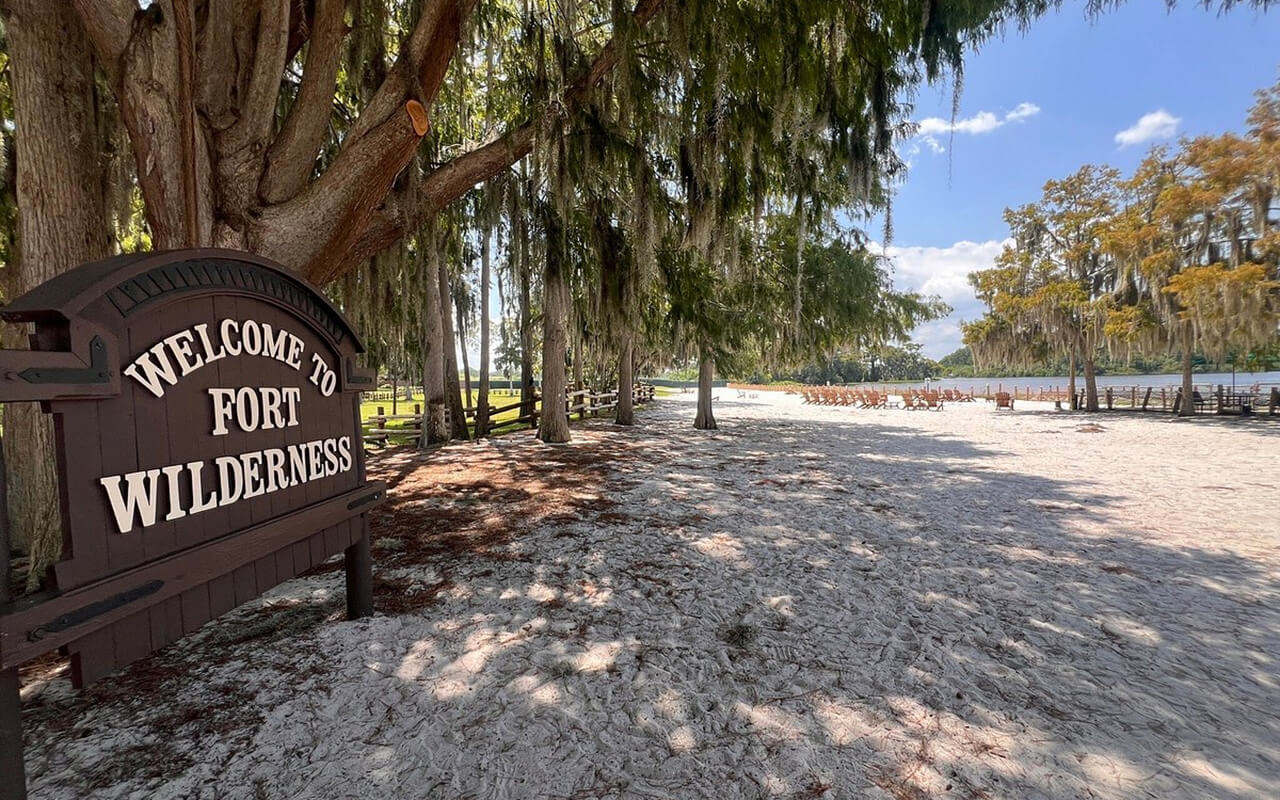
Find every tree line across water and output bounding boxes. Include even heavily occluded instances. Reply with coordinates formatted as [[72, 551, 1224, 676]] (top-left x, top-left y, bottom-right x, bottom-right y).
[[963, 78, 1280, 413], [0, 1, 1271, 588]]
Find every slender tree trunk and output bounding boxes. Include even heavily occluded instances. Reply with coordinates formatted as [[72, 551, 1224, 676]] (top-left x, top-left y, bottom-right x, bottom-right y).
[[2, 0, 112, 590], [694, 350, 717, 430], [1068, 349, 1078, 410], [476, 228, 492, 437], [1083, 355, 1099, 412], [792, 194, 805, 344], [457, 307, 473, 409], [572, 318, 583, 390], [419, 245, 448, 447], [616, 332, 635, 425], [538, 245, 571, 443], [439, 259, 470, 441], [1179, 321, 1196, 417], [518, 215, 535, 421]]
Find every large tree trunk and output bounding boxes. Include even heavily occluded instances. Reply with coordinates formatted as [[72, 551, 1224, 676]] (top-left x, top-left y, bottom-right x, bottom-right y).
[[1179, 321, 1196, 417], [1082, 354, 1099, 412], [419, 246, 448, 447], [475, 228, 492, 437], [694, 351, 717, 430], [538, 247, 571, 443], [2, 0, 112, 590], [616, 333, 635, 426], [439, 259, 470, 440]]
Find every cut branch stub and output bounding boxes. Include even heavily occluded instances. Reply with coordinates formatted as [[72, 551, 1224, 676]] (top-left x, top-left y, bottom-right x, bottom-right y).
[[406, 100, 430, 137]]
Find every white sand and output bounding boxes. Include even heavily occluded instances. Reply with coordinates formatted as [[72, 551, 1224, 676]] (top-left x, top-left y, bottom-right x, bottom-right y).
[[20, 391, 1280, 799]]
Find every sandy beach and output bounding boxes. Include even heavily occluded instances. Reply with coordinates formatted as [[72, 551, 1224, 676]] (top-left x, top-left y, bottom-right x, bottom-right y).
[[18, 391, 1280, 799]]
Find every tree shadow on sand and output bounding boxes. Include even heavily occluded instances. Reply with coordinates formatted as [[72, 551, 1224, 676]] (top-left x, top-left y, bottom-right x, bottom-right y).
[[17, 403, 1280, 799]]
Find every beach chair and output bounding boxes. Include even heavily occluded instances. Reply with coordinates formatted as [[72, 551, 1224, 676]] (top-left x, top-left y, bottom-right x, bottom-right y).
[[924, 391, 944, 411], [995, 391, 1014, 410]]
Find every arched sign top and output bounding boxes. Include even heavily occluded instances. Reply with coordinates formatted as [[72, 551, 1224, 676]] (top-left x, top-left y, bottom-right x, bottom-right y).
[[3, 248, 363, 354]]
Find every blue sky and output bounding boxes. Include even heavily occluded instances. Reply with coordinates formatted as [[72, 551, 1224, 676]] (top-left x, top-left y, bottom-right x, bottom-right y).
[[881, 0, 1280, 358]]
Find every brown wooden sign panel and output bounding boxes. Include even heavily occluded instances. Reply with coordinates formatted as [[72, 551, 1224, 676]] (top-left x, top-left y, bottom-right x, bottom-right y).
[[0, 249, 385, 799]]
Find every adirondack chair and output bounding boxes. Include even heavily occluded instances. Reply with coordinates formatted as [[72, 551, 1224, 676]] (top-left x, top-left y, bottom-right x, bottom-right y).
[[995, 391, 1015, 409]]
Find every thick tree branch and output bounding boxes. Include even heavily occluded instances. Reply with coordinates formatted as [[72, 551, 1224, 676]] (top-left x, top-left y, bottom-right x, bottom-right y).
[[345, 0, 477, 146], [74, 0, 215, 247], [262, 0, 476, 274], [325, 122, 539, 284], [219, 0, 291, 159], [260, 0, 345, 203], [287, 0, 666, 285], [69, 0, 134, 71]]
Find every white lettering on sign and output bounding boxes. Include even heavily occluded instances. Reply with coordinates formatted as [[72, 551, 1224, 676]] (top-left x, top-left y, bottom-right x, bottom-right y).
[[208, 387, 301, 436], [104, 319, 351, 535], [123, 318, 326, 398], [99, 436, 354, 534]]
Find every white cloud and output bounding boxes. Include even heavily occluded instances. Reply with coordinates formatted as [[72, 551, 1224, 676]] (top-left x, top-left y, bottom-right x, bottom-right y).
[[910, 103, 1040, 160], [872, 239, 1010, 358], [1114, 109, 1180, 147], [1005, 102, 1040, 122]]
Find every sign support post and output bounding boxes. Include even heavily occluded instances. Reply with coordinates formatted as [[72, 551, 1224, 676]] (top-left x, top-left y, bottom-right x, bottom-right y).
[[0, 440, 26, 800], [344, 521, 373, 619]]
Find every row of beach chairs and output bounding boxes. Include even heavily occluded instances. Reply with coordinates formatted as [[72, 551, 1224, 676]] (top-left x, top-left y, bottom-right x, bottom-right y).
[[799, 386, 975, 410], [800, 387, 889, 407]]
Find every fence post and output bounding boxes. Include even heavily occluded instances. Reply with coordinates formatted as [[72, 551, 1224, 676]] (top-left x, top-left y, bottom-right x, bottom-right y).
[[376, 406, 386, 438], [1161, 387, 1166, 411], [1215, 384, 1224, 414]]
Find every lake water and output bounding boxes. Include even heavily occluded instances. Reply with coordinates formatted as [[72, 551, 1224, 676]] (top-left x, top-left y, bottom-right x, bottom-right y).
[[870, 370, 1280, 393]]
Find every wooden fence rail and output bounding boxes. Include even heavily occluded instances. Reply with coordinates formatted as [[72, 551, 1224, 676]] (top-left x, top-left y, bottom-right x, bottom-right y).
[[804, 382, 1280, 416], [362, 383, 656, 446]]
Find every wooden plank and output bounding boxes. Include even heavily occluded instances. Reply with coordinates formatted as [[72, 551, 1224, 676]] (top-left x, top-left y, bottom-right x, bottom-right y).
[[180, 583, 212, 634], [112, 609, 153, 667], [67, 627, 116, 687], [50, 403, 108, 590], [292, 539, 313, 575], [147, 596, 183, 652], [274, 545, 296, 583], [253, 555, 277, 595], [133, 301, 180, 564], [208, 572, 236, 618], [232, 564, 258, 607]]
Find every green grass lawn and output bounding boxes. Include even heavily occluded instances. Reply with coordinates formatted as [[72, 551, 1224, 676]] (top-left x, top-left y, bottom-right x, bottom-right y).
[[360, 384, 660, 446], [360, 388, 532, 441]]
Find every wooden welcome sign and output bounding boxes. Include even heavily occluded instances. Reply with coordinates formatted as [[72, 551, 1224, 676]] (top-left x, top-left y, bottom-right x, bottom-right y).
[[0, 249, 385, 798]]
